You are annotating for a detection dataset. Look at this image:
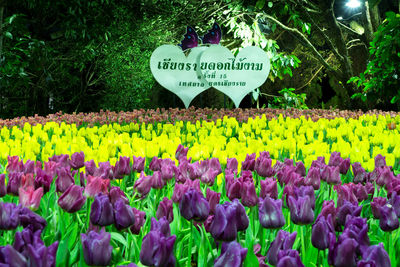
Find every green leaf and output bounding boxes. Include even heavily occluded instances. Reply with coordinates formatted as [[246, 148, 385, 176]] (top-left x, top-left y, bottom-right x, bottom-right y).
[[110, 232, 128, 247], [56, 239, 70, 267], [5, 32, 13, 39], [255, 0, 266, 9], [268, 2, 273, 8]]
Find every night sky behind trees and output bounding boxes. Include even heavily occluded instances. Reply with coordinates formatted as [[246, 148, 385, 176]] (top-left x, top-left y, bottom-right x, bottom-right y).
[[0, 0, 399, 118]]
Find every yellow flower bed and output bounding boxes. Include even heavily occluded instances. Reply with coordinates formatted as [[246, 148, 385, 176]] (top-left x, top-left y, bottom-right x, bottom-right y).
[[1, 114, 399, 172]]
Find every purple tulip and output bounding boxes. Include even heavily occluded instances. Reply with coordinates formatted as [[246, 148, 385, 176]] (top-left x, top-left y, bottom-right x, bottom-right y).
[[241, 180, 258, 207], [259, 196, 285, 229], [352, 162, 367, 183], [288, 195, 314, 225], [312, 214, 335, 250], [388, 192, 400, 217], [55, 167, 75, 193], [58, 184, 86, 213], [130, 207, 146, 235], [34, 169, 53, 193], [0, 174, 6, 197], [227, 179, 242, 201], [328, 237, 358, 267], [134, 172, 153, 196], [114, 198, 135, 230], [179, 189, 210, 222], [70, 151, 85, 169], [360, 243, 391, 267], [214, 241, 247, 267], [323, 166, 341, 185], [6, 155, 24, 173], [371, 197, 387, 219], [242, 153, 256, 171], [90, 193, 114, 226], [255, 155, 274, 178], [19, 186, 43, 210], [109, 186, 129, 205], [200, 168, 219, 186], [22, 160, 35, 174], [260, 178, 278, 199], [0, 202, 20, 230], [277, 249, 305, 267], [81, 229, 113, 266], [335, 184, 358, 207], [160, 160, 176, 181], [329, 152, 342, 167], [305, 167, 321, 190], [295, 161, 306, 176], [266, 230, 297, 265], [44, 161, 58, 178], [339, 158, 351, 174], [156, 197, 174, 223], [375, 154, 386, 168], [171, 183, 189, 203], [84, 175, 110, 198], [113, 156, 131, 179], [150, 217, 171, 237], [140, 224, 176, 267], [175, 144, 189, 161], [210, 199, 249, 242], [7, 172, 23, 195], [226, 158, 238, 174], [19, 207, 47, 232], [151, 171, 165, 189], [206, 188, 221, 214], [132, 156, 145, 172], [319, 200, 337, 221], [49, 154, 70, 168], [0, 245, 27, 266], [352, 183, 369, 202], [149, 157, 163, 171], [341, 216, 370, 250], [336, 201, 362, 227], [379, 204, 399, 232]]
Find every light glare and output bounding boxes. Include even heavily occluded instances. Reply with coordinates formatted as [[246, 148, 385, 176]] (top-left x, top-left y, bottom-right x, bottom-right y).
[[346, 0, 361, 8]]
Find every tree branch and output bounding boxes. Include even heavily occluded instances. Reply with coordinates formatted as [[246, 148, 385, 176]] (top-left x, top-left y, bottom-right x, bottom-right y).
[[296, 53, 334, 90], [263, 14, 337, 74], [0, 5, 4, 60]]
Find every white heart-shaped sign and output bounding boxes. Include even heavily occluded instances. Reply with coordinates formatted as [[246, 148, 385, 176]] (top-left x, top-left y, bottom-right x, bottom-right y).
[[150, 45, 209, 108], [199, 45, 270, 107]]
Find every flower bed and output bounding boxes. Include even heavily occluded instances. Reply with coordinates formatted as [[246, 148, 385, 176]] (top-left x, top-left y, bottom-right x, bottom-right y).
[[0, 110, 399, 266]]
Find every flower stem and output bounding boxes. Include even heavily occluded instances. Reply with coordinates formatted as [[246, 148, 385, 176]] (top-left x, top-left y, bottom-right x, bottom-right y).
[[188, 222, 193, 267], [299, 224, 306, 264]]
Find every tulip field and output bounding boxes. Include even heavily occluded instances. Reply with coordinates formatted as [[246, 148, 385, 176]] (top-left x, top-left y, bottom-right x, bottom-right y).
[[1, 108, 400, 267]]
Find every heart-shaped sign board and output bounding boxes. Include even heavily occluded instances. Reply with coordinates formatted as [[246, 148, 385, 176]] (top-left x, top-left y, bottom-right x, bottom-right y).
[[199, 45, 270, 107], [150, 45, 209, 108]]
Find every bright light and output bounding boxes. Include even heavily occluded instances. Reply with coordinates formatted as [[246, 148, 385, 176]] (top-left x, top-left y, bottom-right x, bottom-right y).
[[346, 0, 361, 8], [337, 16, 343, 20]]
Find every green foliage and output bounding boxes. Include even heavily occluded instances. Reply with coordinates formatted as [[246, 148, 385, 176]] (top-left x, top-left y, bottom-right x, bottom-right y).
[[349, 12, 400, 110], [270, 88, 308, 109]]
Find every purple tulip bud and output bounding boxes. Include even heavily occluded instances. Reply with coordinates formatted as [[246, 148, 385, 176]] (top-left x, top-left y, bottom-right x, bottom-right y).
[[259, 196, 285, 229], [113, 156, 131, 179], [226, 158, 238, 174], [255, 156, 274, 178], [323, 166, 341, 185], [266, 230, 297, 265], [90, 193, 114, 226], [70, 151, 85, 169], [0, 174, 6, 197], [19, 207, 47, 232], [130, 207, 146, 235], [201, 168, 219, 186], [312, 214, 335, 250], [339, 158, 351, 174], [379, 204, 399, 232], [140, 230, 176, 267], [305, 167, 321, 190], [7, 172, 23, 195], [85, 175, 110, 198], [23, 160, 35, 174], [214, 241, 247, 267], [277, 249, 305, 267], [375, 154, 386, 168], [352, 183, 369, 202], [156, 197, 174, 223], [241, 180, 258, 207], [342, 216, 370, 249], [150, 217, 171, 237], [134, 172, 152, 196], [44, 161, 58, 178], [109, 186, 129, 205], [58, 184, 86, 213], [34, 169, 53, 193], [371, 197, 387, 219], [81, 230, 113, 266], [227, 179, 242, 201], [376, 167, 394, 188], [149, 157, 162, 171], [336, 201, 362, 227], [288, 195, 314, 225], [151, 171, 165, 189], [260, 178, 278, 199], [55, 167, 75, 193], [160, 161, 176, 181], [360, 243, 390, 267], [294, 186, 315, 209], [329, 237, 358, 267], [203, 215, 214, 233], [0, 202, 20, 230], [206, 188, 221, 214], [49, 154, 70, 168], [335, 184, 358, 207], [19, 186, 43, 210], [114, 198, 135, 230], [242, 153, 256, 171], [179, 189, 210, 222], [0, 245, 27, 266], [132, 156, 145, 173], [171, 183, 189, 203], [352, 162, 367, 183], [329, 152, 342, 167], [320, 200, 337, 221], [295, 161, 306, 177]]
